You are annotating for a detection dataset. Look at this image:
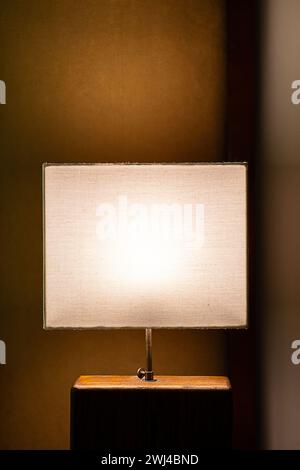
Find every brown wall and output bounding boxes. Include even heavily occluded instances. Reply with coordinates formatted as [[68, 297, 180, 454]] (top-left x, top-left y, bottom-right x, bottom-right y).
[[0, 0, 226, 449]]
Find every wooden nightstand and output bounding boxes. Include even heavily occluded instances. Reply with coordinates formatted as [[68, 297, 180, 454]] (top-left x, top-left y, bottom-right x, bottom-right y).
[[70, 375, 232, 450]]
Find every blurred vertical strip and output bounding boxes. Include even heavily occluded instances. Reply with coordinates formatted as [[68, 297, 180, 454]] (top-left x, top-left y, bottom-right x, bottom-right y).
[[260, 0, 300, 449], [226, 0, 261, 449]]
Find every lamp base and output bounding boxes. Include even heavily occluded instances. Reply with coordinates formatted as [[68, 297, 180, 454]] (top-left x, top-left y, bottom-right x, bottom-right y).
[[71, 375, 232, 450]]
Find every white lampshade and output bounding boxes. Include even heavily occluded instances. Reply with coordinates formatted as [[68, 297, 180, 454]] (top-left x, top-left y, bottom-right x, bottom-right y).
[[43, 163, 247, 329]]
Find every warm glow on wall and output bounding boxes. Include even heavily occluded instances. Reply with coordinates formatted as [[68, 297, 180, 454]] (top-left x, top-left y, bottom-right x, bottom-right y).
[[43, 163, 247, 329]]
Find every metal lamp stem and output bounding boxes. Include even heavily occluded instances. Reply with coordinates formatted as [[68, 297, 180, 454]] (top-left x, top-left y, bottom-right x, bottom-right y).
[[137, 328, 155, 381]]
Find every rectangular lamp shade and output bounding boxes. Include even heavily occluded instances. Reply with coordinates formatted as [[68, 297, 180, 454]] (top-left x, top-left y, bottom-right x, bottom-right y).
[[43, 163, 247, 329]]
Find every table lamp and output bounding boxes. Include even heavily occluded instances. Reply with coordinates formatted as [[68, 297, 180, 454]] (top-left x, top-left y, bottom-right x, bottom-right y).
[[43, 163, 247, 381]]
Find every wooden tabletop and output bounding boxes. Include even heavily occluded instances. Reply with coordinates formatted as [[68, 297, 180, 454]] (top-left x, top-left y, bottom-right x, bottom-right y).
[[73, 375, 231, 390]]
